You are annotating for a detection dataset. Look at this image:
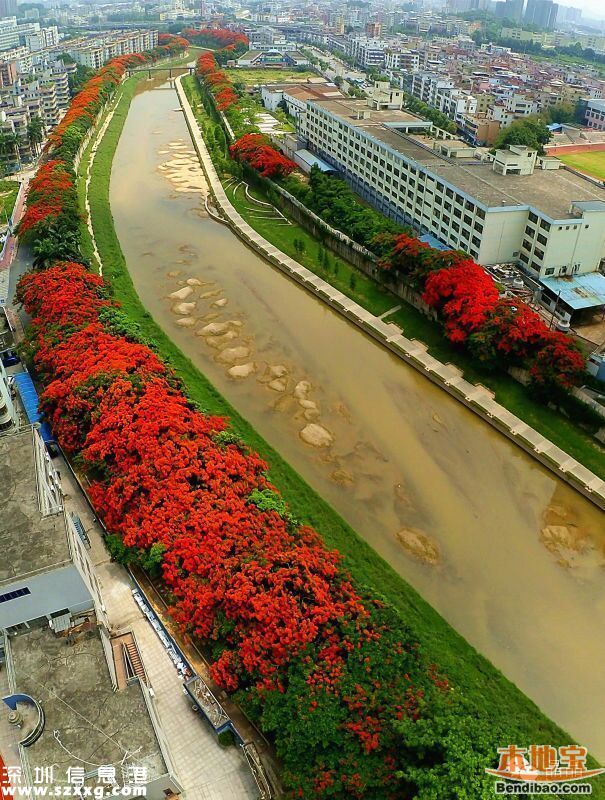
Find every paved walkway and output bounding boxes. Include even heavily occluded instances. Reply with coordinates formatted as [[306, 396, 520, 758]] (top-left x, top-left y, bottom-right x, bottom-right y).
[[0, 178, 28, 304], [58, 464, 258, 800], [175, 75, 605, 510]]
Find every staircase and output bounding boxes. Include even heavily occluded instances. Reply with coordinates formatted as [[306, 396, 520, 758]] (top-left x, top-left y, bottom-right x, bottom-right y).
[[110, 632, 148, 689], [123, 639, 147, 686]]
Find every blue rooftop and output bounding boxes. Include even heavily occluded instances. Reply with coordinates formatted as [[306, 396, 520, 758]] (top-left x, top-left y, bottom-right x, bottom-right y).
[[294, 149, 335, 173], [12, 371, 54, 444], [420, 233, 450, 252], [540, 271, 605, 310]]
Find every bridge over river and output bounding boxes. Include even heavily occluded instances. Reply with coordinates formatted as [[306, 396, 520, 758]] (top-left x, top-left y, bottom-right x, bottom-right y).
[[125, 65, 195, 79]]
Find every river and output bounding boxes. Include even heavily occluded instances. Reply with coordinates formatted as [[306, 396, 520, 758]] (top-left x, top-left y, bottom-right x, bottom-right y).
[[109, 78, 605, 756]]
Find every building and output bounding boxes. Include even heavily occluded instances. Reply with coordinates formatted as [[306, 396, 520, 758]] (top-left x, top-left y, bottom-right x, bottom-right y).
[[0, 44, 30, 73], [0, 17, 18, 51], [2, 624, 183, 800], [0, 0, 16, 19], [68, 30, 158, 69], [0, 359, 16, 433], [298, 96, 605, 295], [385, 49, 420, 72], [236, 48, 309, 68], [261, 81, 344, 118], [0, 427, 104, 633], [524, 0, 559, 31], [0, 421, 182, 800], [411, 72, 455, 107], [495, 0, 525, 22], [0, 57, 15, 87], [459, 113, 501, 145], [365, 21, 382, 38], [24, 26, 59, 52], [346, 37, 387, 69], [584, 99, 605, 132]]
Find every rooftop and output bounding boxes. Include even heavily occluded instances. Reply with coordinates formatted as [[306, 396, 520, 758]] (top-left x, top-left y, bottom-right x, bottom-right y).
[[541, 271, 605, 310], [310, 97, 431, 130], [9, 626, 168, 786], [0, 429, 69, 586], [309, 99, 605, 219]]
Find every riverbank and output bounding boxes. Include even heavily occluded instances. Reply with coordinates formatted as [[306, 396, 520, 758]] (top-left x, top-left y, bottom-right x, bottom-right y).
[[78, 63, 605, 786], [182, 74, 605, 487], [177, 75, 605, 509]]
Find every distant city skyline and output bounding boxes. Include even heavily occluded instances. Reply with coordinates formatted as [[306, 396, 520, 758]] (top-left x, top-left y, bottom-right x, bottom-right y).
[[555, 0, 603, 19]]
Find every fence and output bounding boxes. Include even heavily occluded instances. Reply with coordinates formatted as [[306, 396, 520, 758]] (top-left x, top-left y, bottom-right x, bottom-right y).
[[272, 183, 438, 319]]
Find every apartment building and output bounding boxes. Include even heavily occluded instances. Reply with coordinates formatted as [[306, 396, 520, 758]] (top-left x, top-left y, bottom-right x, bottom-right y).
[[24, 26, 59, 52], [385, 48, 420, 72], [299, 97, 605, 290], [585, 99, 605, 132], [68, 30, 159, 69], [434, 86, 477, 122], [459, 114, 501, 145], [346, 36, 388, 69], [0, 45, 31, 73], [0, 17, 19, 52], [411, 72, 455, 106], [0, 58, 16, 87]]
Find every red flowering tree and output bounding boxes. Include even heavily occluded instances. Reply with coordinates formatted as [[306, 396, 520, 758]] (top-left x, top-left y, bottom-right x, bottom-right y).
[[529, 330, 585, 391], [230, 133, 297, 178], [18, 160, 79, 241], [468, 298, 549, 366], [423, 261, 499, 343], [16, 248, 445, 800]]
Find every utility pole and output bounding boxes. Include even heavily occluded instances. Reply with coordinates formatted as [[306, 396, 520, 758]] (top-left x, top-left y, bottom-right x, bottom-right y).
[[549, 289, 562, 330]]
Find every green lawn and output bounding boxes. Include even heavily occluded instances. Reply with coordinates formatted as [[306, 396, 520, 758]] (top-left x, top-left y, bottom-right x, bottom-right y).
[[559, 151, 605, 181], [77, 70, 605, 789], [0, 178, 20, 223]]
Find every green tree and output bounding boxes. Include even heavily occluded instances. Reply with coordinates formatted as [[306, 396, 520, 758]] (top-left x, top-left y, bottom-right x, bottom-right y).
[[494, 117, 552, 155], [27, 116, 45, 156], [395, 695, 512, 799], [32, 225, 80, 269]]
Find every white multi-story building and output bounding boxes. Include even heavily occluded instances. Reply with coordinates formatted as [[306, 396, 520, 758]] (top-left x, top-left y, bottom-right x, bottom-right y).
[[0, 45, 31, 73], [385, 48, 420, 72], [24, 26, 59, 52], [0, 17, 20, 52], [298, 96, 605, 312], [68, 30, 159, 69], [346, 36, 387, 69], [434, 87, 477, 122], [411, 71, 455, 106]]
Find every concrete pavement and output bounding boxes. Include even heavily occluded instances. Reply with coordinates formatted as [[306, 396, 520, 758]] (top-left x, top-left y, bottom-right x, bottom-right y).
[[58, 465, 259, 800]]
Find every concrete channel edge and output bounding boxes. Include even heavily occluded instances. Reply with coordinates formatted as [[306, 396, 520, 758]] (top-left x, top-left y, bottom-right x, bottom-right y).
[[174, 74, 605, 510]]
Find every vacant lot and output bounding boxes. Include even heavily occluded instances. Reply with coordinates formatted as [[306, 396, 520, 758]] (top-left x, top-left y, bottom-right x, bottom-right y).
[[559, 150, 605, 180], [228, 68, 317, 85]]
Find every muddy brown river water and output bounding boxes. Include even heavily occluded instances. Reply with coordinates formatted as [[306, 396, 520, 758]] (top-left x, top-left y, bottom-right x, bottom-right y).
[[110, 80, 605, 755]]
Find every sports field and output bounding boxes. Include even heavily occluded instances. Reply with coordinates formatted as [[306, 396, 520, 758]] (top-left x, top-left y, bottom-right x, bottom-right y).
[[227, 68, 317, 85], [558, 150, 605, 180]]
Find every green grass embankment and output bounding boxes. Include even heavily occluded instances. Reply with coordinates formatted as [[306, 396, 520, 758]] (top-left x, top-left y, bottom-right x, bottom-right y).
[[80, 72, 605, 786], [0, 178, 20, 222], [182, 74, 605, 483]]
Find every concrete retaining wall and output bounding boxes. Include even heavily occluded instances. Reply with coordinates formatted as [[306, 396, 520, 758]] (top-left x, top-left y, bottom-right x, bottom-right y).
[[175, 75, 605, 510]]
